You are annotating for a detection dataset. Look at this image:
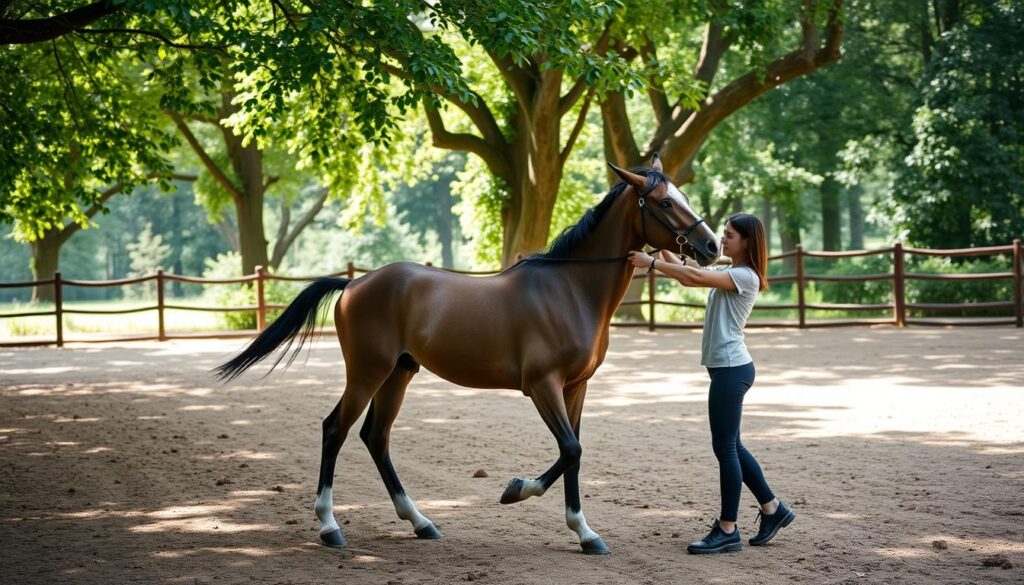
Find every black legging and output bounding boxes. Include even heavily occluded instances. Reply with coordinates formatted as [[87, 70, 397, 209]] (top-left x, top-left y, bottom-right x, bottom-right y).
[[707, 362, 775, 522]]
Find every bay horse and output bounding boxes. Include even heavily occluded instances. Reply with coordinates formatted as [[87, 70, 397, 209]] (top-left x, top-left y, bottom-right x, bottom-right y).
[[215, 154, 720, 555]]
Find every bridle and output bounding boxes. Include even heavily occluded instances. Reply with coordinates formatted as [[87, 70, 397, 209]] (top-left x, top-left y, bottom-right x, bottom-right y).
[[516, 181, 707, 267], [637, 183, 707, 258]]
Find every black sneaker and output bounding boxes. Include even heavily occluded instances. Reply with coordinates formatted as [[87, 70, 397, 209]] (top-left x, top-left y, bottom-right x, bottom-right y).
[[749, 500, 796, 546], [686, 520, 742, 554]]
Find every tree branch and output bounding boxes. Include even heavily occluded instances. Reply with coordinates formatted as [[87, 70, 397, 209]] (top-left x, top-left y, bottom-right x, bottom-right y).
[[378, 58, 508, 151], [490, 51, 535, 111], [557, 20, 613, 116], [270, 187, 330, 269], [272, 196, 290, 264], [424, 100, 513, 182], [639, 40, 670, 125], [77, 28, 227, 53], [659, 0, 845, 180], [166, 110, 243, 203], [0, 0, 120, 45], [560, 86, 595, 165], [600, 90, 641, 166], [58, 172, 196, 244]]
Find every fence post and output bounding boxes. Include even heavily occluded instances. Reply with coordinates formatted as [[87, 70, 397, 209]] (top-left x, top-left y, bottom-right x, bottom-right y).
[[893, 242, 906, 327], [54, 271, 64, 347], [796, 245, 806, 328], [347, 262, 355, 280], [255, 265, 266, 332], [1014, 239, 1022, 328], [647, 268, 656, 331], [156, 269, 166, 341]]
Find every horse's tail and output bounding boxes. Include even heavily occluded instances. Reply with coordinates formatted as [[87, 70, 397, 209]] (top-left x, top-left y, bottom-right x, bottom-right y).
[[213, 277, 352, 382]]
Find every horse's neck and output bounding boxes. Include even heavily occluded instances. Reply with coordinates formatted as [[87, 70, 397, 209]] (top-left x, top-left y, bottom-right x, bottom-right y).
[[566, 197, 643, 321]]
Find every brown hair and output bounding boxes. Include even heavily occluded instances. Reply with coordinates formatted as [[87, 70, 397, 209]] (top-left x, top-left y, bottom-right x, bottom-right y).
[[726, 213, 769, 293]]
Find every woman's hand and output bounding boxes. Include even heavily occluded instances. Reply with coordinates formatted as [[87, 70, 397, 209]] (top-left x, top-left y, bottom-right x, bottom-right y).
[[659, 250, 687, 265], [627, 250, 655, 270]]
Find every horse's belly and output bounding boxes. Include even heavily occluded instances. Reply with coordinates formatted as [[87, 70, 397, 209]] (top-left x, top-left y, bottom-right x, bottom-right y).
[[406, 320, 521, 390]]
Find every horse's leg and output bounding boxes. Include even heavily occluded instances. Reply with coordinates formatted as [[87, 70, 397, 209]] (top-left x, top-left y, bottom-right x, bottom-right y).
[[358, 363, 442, 540], [314, 363, 391, 548], [561, 382, 608, 554], [498, 377, 584, 499]]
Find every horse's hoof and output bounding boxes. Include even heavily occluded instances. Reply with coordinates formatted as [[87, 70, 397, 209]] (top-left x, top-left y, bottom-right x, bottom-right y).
[[499, 478, 526, 504], [319, 529, 347, 548], [581, 536, 611, 555], [415, 523, 443, 539]]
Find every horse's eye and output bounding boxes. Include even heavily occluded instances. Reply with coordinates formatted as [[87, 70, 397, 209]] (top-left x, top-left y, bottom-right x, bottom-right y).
[[659, 201, 671, 209]]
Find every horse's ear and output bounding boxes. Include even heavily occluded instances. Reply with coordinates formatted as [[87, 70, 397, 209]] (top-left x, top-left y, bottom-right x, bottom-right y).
[[650, 152, 663, 172], [607, 162, 648, 191]]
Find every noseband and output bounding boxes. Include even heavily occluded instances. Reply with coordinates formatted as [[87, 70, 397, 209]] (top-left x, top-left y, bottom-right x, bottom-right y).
[[638, 184, 706, 257]]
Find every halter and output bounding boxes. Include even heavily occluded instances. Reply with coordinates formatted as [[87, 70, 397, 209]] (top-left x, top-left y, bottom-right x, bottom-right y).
[[637, 183, 706, 257]]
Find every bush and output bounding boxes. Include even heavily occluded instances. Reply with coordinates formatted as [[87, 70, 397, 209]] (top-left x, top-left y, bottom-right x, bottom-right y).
[[201, 253, 303, 330], [815, 254, 894, 306], [905, 256, 1015, 317]]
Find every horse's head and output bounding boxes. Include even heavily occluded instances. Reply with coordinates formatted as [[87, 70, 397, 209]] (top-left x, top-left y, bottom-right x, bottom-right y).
[[608, 154, 721, 266]]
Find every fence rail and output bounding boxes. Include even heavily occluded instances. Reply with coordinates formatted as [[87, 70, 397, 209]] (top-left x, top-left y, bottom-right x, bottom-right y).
[[1, 241, 1021, 347]]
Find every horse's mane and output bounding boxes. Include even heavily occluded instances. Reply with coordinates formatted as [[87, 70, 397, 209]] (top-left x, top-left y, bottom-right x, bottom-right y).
[[536, 168, 666, 260]]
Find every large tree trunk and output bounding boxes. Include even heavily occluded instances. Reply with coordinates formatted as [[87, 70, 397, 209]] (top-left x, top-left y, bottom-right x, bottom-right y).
[[501, 71, 566, 264], [778, 203, 802, 274], [821, 176, 842, 251], [29, 229, 62, 302], [847, 185, 864, 249], [220, 96, 269, 276], [761, 196, 774, 255]]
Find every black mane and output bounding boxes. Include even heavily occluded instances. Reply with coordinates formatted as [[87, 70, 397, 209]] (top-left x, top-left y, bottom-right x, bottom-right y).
[[537, 169, 667, 260]]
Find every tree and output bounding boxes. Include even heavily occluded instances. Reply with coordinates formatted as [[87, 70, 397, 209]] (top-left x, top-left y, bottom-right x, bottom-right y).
[[272, 0, 641, 264], [1, 24, 191, 299], [601, 0, 844, 191], [0, 1, 124, 45], [888, 1, 1024, 249]]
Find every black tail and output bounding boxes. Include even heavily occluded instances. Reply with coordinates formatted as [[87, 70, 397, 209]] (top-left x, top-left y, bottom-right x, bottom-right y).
[[214, 277, 352, 382]]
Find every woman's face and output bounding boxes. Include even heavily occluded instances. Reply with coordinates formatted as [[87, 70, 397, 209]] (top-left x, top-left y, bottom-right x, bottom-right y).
[[721, 222, 749, 260]]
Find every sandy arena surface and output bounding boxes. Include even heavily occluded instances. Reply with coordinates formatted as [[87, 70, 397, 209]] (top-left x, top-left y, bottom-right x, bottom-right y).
[[1, 327, 1022, 584]]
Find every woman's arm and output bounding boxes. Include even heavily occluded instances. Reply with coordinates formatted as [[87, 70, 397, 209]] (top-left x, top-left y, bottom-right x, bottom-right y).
[[627, 250, 737, 291]]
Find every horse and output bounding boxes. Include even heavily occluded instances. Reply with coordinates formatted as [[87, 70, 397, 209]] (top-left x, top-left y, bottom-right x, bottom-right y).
[[215, 154, 720, 555]]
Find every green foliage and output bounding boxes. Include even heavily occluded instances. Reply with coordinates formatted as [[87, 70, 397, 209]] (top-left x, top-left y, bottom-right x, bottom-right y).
[[451, 157, 508, 268], [200, 251, 294, 330], [887, 2, 1024, 248], [1, 39, 176, 239], [813, 254, 894, 306], [905, 256, 1016, 317], [128, 223, 172, 276]]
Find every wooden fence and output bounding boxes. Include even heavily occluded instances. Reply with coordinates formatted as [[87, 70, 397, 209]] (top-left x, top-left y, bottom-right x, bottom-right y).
[[1, 240, 1021, 347], [618, 239, 1022, 330]]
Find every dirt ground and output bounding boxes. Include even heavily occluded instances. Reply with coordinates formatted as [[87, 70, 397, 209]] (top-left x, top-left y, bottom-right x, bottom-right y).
[[1, 327, 1022, 585]]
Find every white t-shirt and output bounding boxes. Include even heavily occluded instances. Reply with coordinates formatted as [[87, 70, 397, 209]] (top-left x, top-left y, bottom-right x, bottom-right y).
[[701, 266, 759, 368]]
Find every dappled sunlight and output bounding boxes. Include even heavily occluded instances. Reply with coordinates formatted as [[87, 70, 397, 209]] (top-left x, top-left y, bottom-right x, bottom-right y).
[[153, 546, 280, 558], [131, 517, 276, 534], [4, 366, 75, 375], [2, 330, 1022, 584], [200, 450, 279, 461], [179, 404, 229, 411], [420, 498, 478, 509]]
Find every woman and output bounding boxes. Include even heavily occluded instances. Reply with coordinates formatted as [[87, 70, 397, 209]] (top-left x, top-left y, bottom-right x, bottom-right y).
[[628, 213, 795, 554]]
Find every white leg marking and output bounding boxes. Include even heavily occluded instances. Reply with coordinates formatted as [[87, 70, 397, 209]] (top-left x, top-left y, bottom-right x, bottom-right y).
[[521, 479, 546, 499], [314, 486, 341, 535], [393, 493, 432, 530], [566, 507, 600, 544]]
